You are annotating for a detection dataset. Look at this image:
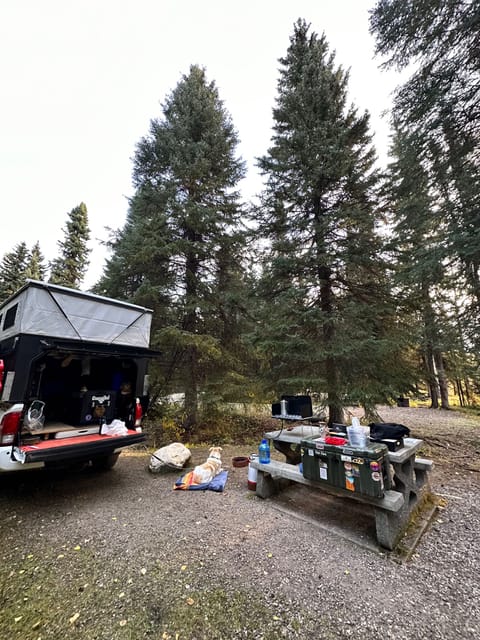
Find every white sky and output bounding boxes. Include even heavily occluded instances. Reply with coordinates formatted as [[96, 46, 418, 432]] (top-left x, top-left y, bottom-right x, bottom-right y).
[[1, 0, 401, 289]]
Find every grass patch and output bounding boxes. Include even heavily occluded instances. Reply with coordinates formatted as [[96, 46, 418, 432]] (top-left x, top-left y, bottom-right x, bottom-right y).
[[0, 550, 315, 640], [143, 409, 276, 450]]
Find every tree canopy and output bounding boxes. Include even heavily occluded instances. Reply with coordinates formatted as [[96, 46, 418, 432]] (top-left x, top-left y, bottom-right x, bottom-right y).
[[371, 0, 480, 402], [96, 65, 248, 429], [251, 19, 413, 422], [49, 202, 91, 289]]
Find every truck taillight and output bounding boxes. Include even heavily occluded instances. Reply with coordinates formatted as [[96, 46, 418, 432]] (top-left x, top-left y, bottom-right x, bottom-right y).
[[0, 409, 22, 445], [134, 398, 143, 428]]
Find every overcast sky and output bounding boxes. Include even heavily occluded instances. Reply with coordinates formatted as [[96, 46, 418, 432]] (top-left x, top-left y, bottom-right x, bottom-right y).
[[1, 1, 401, 289]]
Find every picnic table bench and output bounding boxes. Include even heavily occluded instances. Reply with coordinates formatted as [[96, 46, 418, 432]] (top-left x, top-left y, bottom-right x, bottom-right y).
[[251, 425, 433, 550]]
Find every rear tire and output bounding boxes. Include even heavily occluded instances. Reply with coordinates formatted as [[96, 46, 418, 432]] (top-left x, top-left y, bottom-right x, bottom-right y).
[[91, 453, 120, 471]]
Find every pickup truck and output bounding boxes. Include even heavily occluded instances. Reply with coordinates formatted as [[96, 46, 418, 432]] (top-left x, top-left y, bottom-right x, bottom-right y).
[[0, 280, 156, 473]]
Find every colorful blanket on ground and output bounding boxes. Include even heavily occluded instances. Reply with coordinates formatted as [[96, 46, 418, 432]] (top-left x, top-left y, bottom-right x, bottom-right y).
[[174, 469, 228, 491]]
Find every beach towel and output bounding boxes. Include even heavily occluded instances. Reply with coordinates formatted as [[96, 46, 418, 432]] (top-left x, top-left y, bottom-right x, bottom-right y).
[[174, 469, 228, 492]]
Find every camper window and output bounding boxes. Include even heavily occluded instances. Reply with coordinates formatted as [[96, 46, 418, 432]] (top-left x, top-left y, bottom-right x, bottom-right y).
[[3, 305, 18, 330]]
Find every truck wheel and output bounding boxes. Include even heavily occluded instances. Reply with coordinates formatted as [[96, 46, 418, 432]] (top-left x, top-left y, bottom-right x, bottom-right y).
[[91, 453, 120, 471]]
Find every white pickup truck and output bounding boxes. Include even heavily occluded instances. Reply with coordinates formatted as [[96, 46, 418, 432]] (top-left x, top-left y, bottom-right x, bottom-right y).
[[0, 280, 156, 473]]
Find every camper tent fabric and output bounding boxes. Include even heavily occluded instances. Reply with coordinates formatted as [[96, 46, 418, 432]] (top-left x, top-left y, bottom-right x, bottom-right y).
[[0, 281, 152, 348]]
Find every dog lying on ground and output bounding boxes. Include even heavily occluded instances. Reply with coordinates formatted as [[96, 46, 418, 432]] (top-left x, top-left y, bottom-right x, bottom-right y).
[[192, 446, 223, 484]]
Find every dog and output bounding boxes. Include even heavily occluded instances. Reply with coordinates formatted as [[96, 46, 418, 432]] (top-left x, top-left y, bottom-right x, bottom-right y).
[[192, 446, 223, 484]]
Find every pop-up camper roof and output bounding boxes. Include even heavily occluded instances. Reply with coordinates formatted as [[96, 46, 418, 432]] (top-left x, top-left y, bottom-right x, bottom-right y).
[[0, 280, 153, 348]]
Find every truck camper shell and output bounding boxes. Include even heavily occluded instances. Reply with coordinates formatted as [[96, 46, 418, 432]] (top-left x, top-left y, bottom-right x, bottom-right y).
[[0, 281, 156, 473]]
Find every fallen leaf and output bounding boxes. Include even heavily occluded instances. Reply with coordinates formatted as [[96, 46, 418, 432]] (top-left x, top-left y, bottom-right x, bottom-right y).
[[57, 554, 65, 559], [267, 553, 273, 558], [344, 569, 350, 575], [186, 597, 194, 605], [119, 592, 125, 599], [73, 545, 81, 551], [140, 567, 147, 575], [14, 616, 23, 623], [181, 565, 187, 571], [69, 613, 80, 624]]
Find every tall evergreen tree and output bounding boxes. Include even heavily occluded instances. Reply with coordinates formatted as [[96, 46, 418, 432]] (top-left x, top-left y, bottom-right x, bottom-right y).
[[49, 202, 90, 288], [0, 242, 30, 302], [97, 66, 246, 430], [26, 241, 47, 281], [370, 0, 479, 143], [252, 20, 411, 423], [370, 0, 480, 348], [385, 126, 452, 408]]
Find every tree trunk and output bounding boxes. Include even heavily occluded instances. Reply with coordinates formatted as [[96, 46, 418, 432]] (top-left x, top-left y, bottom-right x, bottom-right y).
[[182, 242, 200, 431], [434, 350, 450, 409], [318, 263, 344, 425], [421, 284, 440, 410], [464, 377, 475, 406], [183, 347, 198, 433], [423, 352, 439, 409]]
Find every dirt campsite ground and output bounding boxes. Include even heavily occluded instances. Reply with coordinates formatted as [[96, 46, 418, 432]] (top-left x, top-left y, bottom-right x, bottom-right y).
[[0, 405, 479, 639]]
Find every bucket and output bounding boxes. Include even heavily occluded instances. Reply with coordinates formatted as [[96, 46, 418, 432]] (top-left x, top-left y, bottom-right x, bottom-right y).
[[347, 426, 367, 448], [247, 454, 258, 491]]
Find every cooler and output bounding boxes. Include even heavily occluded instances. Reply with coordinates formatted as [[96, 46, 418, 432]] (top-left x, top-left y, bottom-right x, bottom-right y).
[[300, 439, 339, 487], [301, 437, 390, 498]]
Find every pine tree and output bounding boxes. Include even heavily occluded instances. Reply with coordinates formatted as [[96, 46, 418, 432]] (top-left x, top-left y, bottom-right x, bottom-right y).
[[385, 126, 452, 408], [0, 242, 30, 302], [49, 202, 90, 288], [370, 0, 479, 143], [252, 19, 410, 423], [370, 0, 480, 348], [97, 66, 246, 430], [26, 241, 47, 281]]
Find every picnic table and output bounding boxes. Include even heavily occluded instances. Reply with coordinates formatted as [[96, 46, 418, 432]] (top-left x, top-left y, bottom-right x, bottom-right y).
[[251, 424, 433, 550]]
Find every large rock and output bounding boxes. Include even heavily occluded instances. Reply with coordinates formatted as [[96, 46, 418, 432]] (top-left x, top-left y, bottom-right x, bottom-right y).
[[149, 442, 191, 473]]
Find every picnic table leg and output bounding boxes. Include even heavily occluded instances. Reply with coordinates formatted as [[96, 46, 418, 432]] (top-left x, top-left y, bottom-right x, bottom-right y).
[[375, 456, 432, 550], [272, 439, 302, 464], [413, 464, 431, 491], [374, 508, 407, 550], [255, 469, 278, 499], [391, 456, 431, 506]]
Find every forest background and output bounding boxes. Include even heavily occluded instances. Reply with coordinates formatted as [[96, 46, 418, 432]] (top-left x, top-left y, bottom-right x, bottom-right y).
[[1, 1, 479, 435]]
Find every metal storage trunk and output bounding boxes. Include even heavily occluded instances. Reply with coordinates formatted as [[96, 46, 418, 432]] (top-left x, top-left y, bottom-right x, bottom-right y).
[[301, 437, 390, 498]]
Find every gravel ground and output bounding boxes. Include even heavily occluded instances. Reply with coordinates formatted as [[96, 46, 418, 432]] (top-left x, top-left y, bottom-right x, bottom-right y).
[[0, 406, 479, 639]]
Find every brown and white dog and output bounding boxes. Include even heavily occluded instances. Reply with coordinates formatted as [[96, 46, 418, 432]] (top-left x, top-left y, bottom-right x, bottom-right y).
[[192, 446, 223, 484]]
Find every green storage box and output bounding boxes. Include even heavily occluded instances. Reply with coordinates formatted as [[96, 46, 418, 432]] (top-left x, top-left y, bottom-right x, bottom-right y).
[[300, 440, 339, 487], [301, 437, 390, 498]]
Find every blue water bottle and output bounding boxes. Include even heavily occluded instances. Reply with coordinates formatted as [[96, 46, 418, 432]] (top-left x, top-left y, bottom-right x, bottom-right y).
[[259, 438, 270, 464]]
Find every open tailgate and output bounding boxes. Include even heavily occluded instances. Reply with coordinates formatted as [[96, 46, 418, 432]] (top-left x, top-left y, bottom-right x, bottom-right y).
[[18, 430, 145, 464]]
